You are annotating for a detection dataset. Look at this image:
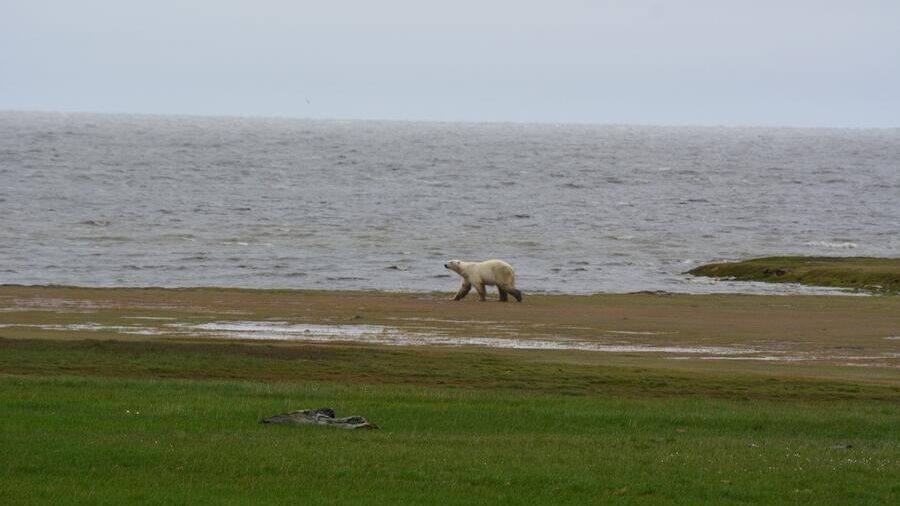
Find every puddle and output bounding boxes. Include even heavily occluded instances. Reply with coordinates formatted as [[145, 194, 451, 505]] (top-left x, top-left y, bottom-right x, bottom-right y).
[[120, 316, 178, 321], [3, 318, 896, 366], [701, 355, 812, 362], [387, 318, 674, 336], [172, 321, 754, 355], [1, 323, 168, 335], [183, 322, 394, 340]]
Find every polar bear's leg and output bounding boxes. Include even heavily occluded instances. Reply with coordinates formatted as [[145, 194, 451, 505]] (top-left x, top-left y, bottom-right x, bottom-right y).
[[453, 281, 472, 301], [474, 283, 487, 301], [497, 287, 509, 302], [503, 286, 523, 302]]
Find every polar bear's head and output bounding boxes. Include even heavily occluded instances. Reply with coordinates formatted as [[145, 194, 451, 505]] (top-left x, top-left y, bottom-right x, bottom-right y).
[[444, 259, 462, 274]]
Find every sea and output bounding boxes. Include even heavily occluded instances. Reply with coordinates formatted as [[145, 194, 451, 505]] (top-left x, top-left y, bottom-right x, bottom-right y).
[[1, 110, 898, 295]]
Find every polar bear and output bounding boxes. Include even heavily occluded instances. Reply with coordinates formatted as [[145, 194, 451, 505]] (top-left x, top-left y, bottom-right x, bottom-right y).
[[444, 259, 523, 302]]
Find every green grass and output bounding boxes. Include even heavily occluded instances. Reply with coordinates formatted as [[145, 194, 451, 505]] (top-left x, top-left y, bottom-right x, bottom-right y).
[[2, 337, 898, 401], [2, 339, 899, 505], [3, 375, 899, 506], [688, 256, 900, 294]]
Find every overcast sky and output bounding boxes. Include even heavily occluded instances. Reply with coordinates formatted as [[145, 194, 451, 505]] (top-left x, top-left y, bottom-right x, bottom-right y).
[[2, 0, 899, 127]]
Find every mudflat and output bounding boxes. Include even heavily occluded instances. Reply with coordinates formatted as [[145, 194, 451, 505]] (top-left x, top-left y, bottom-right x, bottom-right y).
[[2, 284, 898, 385]]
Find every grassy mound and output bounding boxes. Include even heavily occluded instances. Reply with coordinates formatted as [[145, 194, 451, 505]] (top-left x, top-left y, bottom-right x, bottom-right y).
[[688, 256, 900, 294]]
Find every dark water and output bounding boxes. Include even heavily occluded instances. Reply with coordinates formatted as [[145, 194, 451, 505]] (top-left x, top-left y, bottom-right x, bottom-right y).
[[1, 111, 898, 294]]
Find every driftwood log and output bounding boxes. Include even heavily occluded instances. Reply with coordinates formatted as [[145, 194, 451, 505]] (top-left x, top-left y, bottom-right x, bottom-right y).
[[261, 407, 378, 429]]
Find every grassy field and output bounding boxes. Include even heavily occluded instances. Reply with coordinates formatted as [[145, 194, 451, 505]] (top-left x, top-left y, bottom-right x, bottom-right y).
[[1, 286, 899, 504], [688, 256, 900, 294]]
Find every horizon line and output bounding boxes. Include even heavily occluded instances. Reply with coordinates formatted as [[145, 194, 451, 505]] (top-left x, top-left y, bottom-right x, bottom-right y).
[[2, 107, 898, 131]]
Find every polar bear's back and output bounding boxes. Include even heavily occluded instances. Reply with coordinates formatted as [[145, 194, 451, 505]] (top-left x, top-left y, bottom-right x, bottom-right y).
[[473, 259, 516, 286]]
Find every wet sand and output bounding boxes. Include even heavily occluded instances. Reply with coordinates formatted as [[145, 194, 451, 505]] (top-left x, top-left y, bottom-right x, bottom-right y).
[[2, 285, 898, 382]]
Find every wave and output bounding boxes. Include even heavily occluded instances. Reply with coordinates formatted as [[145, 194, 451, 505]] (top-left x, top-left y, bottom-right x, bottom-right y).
[[804, 241, 858, 249]]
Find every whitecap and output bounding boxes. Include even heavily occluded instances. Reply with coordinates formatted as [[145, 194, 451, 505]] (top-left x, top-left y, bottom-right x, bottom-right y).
[[804, 241, 858, 249]]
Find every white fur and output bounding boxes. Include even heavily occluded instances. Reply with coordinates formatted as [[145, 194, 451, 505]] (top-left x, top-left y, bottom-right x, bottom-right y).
[[444, 259, 522, 302]]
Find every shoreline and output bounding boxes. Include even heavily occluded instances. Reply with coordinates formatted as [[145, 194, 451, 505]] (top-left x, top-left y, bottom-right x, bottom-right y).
[[0, 279, 869, 297]]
